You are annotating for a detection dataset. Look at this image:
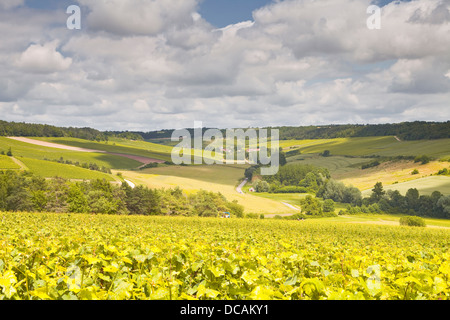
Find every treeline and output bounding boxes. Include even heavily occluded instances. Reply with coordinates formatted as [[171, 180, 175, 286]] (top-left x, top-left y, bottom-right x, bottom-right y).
[[340, 182, 450, 219], [274, 121, 450, 141], [133, 121, 450, 141], [2, 120, 449, 142], [250, 164, 330, 194], [0, 170, 244, 217], [0, 120, 142, 141]]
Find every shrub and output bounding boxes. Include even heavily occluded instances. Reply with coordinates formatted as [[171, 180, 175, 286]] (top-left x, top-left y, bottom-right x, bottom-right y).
[[362, 160, 380, 170], [399, 216, 426, 227], [411, 169, 419, 175], [414, 155, 430, 165]]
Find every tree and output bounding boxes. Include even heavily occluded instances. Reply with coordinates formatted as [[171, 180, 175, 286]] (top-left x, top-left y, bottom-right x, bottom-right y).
[[279, 148, 287, 166], [254, 180, 270, 193], [437, 195, 450, 218], [300, 195, 323, 216], [318, 179, 361, 205], [322, 199, 335, 213], [321, 150, 331, 157], [6, 147, 12, 157], [370, 182, 385, 203], [405, 188, 420, 212], [67, 183, 90, 213], [300, 172, 319, 191]]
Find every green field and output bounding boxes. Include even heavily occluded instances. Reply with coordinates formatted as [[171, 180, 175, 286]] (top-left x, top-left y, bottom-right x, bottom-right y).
[[280, 136, 450, 159], [1, 212, 449, 300], [0, 137, 141, 169], [0, 155, 21, 170], [286, 154, 371, 176], [18, 157, 117, 181], [140, 164, 248, 186], [36, 137, 173, 162], [120, 168, 297, 215], [361, 176, 450, 196]]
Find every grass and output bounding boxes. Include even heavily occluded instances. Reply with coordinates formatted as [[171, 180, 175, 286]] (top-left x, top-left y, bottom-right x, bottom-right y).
[[119, 168, 297, 215], [339, 160, 449, 192], [0, 137, 142, 169], [0, 155, 21, 169], [139, 164, 248, 186], [36, 137, 173, 162], [320, 213, 450, 229], [280, 136, 450, 159], [287, 154, 371, 177], [360, 175, 450, 196], [18, 157, 117, 181]]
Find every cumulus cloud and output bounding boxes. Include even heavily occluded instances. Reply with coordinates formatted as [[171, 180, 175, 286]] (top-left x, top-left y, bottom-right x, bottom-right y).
[[16, 41, 72, 74], [77, 0, 200, 35], [0, 0, 449, 131]]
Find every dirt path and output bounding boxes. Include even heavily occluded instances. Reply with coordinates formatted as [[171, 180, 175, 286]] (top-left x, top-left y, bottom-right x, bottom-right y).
[[281, 202, 301, 211], [236, 178, 248, 194], [124, 179, 136, 189], [7, 137, 105, 153], [10, 157, 28, 170], [7, 137, 165, 167]]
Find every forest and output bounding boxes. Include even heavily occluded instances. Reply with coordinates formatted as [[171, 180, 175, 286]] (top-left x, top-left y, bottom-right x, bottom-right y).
[[1, 120, 449, 142], [0, 170, 244, 217]]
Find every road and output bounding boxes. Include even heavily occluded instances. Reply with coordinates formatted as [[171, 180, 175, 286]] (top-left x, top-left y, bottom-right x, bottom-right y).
[[236, 178, 248, 194], [281, 202, 301, 211], [124, 179, 136, 189]]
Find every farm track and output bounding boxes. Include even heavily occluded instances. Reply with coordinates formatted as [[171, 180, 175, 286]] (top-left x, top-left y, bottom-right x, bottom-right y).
[[7, 137, 164, 168]]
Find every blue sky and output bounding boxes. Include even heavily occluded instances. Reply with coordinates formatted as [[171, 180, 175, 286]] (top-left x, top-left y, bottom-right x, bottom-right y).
[[199, 0, 274, 27], [25, 0, 275, 27], [24, 0, 405, 28]]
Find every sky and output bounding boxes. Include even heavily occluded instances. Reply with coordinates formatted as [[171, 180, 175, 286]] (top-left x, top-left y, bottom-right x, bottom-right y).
[[0, 0, 449, 131]]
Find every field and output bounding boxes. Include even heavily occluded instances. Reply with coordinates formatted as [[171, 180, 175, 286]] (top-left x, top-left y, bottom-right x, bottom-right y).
[[286, 154, 371, 177], [18, 157, 117, 181], [361, 176, 450, 197], [1, 212, 449, 300], [0, 137, 142, 170], [280, 136, 450, 159], [139, 164, 247, 186], [338, 160, 450, 192], [118, 174, 298, 215], [35, 137, 174, 162], [0, 155, 21, 170]]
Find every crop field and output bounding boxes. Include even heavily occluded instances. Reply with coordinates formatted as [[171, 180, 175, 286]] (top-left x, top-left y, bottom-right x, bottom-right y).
[[119, 169, 297, 215], [280, 137, 450, 159], [0, 212, 449, 300], [0, 137, 141, 169], [286, 154, 371, 177], [360, 176, 450, 197], [140, 164, 248, 186], [18, 157, 117, 181], [36, 137, 173, 162], [0, 155, 21, 170], [339, 160, 449, 192]]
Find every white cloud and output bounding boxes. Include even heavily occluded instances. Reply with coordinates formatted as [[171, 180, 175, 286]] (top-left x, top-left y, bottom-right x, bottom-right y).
[[0, 0, 24, 10], [0, 0, 449, 130], [77, 0, 200, 35], [16, 41, 72, 74]]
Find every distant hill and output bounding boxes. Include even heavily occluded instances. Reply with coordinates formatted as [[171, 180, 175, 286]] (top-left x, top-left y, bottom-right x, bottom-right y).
[[1, 120, 449, 141], [132, 121, 450, 141]]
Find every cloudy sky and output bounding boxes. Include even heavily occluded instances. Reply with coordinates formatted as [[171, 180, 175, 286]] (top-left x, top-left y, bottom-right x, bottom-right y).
[[0, 0, 449, 131]]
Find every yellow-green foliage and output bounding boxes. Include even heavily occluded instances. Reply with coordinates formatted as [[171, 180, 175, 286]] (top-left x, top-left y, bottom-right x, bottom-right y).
[[0, 156, 20, 170], [18, 158, 116, 181], [0, 212, 449, 300]]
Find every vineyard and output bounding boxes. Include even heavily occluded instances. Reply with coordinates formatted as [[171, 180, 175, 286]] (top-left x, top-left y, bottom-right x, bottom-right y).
[[0, 212, 449, 300]]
